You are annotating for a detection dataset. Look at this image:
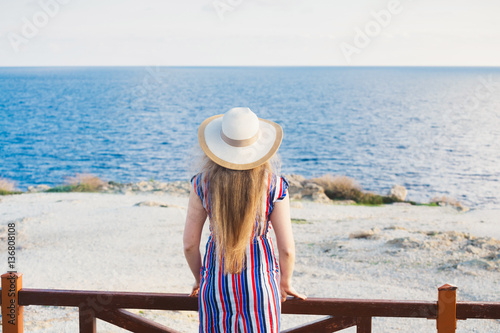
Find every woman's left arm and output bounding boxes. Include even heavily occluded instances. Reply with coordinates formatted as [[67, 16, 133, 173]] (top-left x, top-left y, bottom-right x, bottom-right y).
[[183, 189, 207, 296]]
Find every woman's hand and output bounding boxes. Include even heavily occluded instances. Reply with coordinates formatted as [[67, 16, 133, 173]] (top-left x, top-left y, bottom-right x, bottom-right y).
[[280, 282, 306, 302], [190, 281, 200, 297]]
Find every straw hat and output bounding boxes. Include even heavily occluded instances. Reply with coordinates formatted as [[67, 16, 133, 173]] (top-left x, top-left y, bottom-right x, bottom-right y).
[[198, 107, 283, 170]]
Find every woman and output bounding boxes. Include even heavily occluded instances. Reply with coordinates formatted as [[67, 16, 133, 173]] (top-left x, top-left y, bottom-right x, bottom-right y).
[[184, 107, 305, 332]]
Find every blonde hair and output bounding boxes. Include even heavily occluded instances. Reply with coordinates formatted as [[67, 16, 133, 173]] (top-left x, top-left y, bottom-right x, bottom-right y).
[[201, 158, 272, 274]]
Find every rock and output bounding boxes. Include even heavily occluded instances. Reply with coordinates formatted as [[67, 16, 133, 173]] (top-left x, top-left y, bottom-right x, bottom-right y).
[[300, 183, 330, 203], [431, 196, 469, 212], [443, 231, 470, 241], [138, 182, 154, 191], [455, 204, 470, 212], [135, 201, 161, 207], [104, 180, 190, 196], [385, 225, 407, 231], [285, 174, 306, 183], [465, 245, 481, 255], [36, 184, 51, 191], [312, 192, 331, 203], [27, 184, 51, 193], [458, 259, 496, 271], [438, 262, 459, 271], [319, 241, 347, 253], [285, 174, 306, 199], [386, 237, 421, 248], [350, 228, 381, 239], [389, 185, 407, 201], [484, 253, 500, 261], [164, 181, 191, 196], [137, 181, 149, 187], [155, 182, 168, 190], [468, 237, 500, 251]]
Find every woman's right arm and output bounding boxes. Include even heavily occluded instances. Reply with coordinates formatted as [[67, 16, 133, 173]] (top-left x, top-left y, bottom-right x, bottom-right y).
[[270, 194, 306, 302], [183, 189, 207, 296]]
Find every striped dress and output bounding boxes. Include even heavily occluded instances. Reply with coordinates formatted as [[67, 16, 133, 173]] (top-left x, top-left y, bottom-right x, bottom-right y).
[[191, 172, 289, 333]]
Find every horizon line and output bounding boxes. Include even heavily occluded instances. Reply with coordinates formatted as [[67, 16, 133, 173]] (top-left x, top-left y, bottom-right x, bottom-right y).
[[1, 65, 500, 69]]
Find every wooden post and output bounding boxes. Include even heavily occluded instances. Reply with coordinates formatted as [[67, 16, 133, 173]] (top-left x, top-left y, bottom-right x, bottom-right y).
[[1, 272, 23, 333], [437, 284, 457, 333], [79, 306, 96, 333], [357, 317, 372, 333]]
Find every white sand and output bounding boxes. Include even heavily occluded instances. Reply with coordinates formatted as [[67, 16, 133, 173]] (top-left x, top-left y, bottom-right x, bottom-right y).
[[1, 192, 499, 332]]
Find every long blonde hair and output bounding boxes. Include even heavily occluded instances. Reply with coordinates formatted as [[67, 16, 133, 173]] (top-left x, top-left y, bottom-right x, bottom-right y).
[[202, 158, 271, 274]]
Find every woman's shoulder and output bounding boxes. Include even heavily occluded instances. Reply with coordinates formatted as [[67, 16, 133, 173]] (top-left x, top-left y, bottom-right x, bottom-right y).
[[279, 174, 289, 187], [190, 172, 208, 199], [190, 172, 209, 184], [268, 172, 289, 186], [268, 173, 289, 202], [190, 172, 203, 184]]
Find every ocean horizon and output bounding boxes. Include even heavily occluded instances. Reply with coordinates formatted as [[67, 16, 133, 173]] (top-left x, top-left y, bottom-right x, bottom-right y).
[[1, 66, 499, 208]]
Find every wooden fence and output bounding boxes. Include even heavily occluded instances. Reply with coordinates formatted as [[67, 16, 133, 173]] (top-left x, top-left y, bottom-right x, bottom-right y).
[[2, 272, 500, 332]]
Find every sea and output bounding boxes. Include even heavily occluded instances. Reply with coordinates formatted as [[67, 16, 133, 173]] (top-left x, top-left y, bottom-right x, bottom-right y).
[[1, 66, 499, 209]]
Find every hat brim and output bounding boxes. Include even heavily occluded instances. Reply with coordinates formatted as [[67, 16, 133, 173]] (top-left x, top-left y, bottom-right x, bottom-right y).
[[198, 114, 283, 170]]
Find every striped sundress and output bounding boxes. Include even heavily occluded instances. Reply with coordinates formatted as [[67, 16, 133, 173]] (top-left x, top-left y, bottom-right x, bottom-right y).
[[191, 172, 289, 333]]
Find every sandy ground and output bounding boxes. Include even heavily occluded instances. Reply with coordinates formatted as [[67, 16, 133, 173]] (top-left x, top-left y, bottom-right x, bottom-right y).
[[1, 192, 499, 332]]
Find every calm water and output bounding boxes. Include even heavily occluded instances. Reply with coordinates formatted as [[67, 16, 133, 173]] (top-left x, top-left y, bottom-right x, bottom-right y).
[[1, 66, 500, 208]]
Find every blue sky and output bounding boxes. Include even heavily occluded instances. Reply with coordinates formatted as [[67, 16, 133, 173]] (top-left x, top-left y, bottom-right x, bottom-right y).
[[1, 0, 499, 66]]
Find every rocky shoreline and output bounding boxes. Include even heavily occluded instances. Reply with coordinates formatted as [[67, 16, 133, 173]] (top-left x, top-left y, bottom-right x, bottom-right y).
[[22, 174, 470, 211]]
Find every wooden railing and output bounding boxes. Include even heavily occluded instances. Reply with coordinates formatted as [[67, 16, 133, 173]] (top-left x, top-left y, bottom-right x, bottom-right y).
[[2, 272, 500, 332]]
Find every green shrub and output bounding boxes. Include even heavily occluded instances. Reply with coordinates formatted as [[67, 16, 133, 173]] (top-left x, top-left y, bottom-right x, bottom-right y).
[[358, 192, 384, 205], [291, 218, 309, 224], [45, 173, 106, 193], [312, 175, 364, 201], [310, 174, 408, 205], [46, 185, 79, 192]]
